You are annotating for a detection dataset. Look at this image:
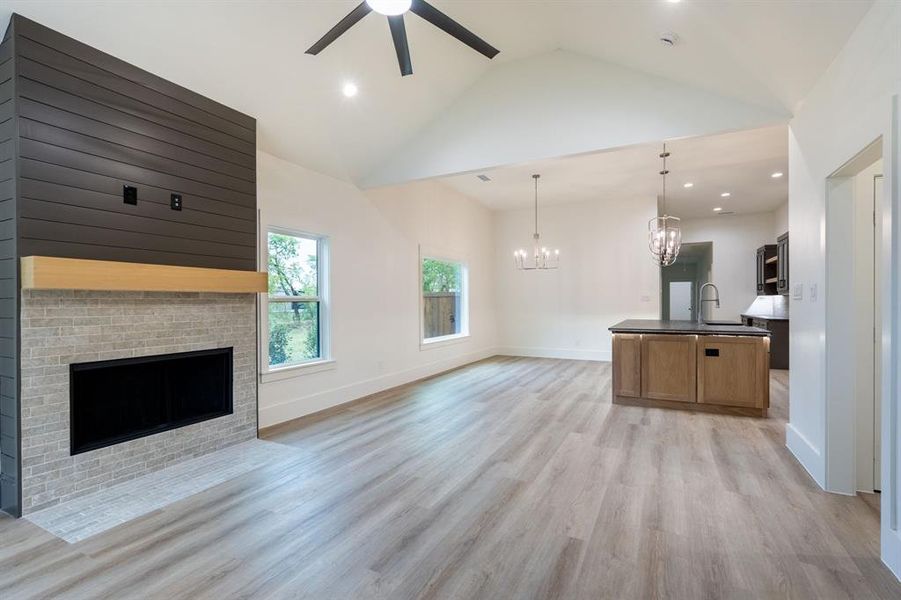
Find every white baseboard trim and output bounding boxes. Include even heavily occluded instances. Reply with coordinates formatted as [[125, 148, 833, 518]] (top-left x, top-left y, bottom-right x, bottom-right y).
[[786, 422, 826, 489], [496, 346, 611, 362], [258, 347, 497, 428]]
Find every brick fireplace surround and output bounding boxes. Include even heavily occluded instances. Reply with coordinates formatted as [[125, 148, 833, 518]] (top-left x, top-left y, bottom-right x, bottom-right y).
[[18, 290, 257, 514]]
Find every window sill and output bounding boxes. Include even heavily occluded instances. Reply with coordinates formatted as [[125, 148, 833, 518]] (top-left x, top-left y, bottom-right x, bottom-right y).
[[420, 333, 470, 351], [260, 359, 336, 383]]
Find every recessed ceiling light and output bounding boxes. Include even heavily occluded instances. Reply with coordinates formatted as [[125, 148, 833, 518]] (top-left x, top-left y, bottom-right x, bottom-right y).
[[720, 192, 731, 197], [683, 182, 694, 188], [342, 81, 359, 98], [713, 207, 722, 212], [666, 0, 681, 3], [771, 172, 784, 178]]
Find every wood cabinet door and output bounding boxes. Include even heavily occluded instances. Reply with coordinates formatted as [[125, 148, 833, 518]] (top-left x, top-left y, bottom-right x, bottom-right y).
[[756, 248, 765, 294], [776, 233, 789, 295], [697, 336, 769, 408], [612, 334, 642, 398], [641, 335, 697, 403]]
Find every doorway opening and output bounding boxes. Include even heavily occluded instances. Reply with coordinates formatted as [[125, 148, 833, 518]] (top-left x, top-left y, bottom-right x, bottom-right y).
[[660, 242, 713, 321], [825, 138, 884, 499]]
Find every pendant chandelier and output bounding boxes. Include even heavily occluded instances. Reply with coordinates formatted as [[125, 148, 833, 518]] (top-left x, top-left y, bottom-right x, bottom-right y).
[[514, 174, 559, 270], [648, 143, 682, 266]]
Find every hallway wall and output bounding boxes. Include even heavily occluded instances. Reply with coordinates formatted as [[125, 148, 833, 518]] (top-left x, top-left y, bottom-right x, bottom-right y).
[[786, 0, 901, 578]]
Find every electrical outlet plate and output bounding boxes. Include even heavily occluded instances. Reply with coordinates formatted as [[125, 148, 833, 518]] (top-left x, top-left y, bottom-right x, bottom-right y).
[[170, 193, 182, 211], [123, 185, 137, 205]]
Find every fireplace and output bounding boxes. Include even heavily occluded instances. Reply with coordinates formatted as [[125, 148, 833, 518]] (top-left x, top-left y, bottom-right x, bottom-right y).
[[70, 348, 234, 455]]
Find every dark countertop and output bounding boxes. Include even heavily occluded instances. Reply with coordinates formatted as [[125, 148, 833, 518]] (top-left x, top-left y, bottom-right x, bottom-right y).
[[609, 319, 770, 337], [741, 313, 789, 322]]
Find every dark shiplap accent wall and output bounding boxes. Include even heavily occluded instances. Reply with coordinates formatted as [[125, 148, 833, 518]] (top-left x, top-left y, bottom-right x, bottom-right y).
[[0, 20, 19, 517], [11, 14, 257, 271], [0, 14, 258, 516]]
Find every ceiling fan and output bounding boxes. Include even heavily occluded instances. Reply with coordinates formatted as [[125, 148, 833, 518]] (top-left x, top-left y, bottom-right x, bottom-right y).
[[306, 0, 500, 76]]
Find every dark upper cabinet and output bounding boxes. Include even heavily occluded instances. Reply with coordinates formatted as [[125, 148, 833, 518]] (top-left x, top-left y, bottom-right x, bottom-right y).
[[776, 232, 789, 295], [756, 244, 778, 295]]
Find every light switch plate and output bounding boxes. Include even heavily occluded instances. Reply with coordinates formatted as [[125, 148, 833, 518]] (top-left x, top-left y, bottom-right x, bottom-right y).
[[810, 283, 818, 302], [792, 283, 803, 300], [123, 185, 137, 205]]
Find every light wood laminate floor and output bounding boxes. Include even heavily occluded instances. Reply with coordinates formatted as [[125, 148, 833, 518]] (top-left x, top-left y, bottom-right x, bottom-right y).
[[1, 357, 898, 599]]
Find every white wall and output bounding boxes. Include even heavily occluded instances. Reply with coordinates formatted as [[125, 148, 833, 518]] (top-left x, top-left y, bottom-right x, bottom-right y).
[[679, 213, 778, 321], [786, 0, 901, 577], [362, 50, 788, 187], [257, 152, 497, 427], [493, 195, 659, 361], [772, 201, 789, 239]]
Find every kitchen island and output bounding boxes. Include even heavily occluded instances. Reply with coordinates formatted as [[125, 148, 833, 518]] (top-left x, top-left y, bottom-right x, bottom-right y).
[[609, 319, 771, 417]]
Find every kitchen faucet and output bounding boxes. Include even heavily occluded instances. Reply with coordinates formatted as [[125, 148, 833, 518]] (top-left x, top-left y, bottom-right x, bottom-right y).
[[697, 283, 720, 324]]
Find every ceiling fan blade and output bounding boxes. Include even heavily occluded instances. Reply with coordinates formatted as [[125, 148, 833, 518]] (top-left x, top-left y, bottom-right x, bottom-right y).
[[409, 0, 499, 59], [388, 15, 413, 76], [305, 2, 373, 55]]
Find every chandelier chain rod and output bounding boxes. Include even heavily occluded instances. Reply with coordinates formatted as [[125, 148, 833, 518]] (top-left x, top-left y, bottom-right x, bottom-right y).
[[661, 142, 667, 215]]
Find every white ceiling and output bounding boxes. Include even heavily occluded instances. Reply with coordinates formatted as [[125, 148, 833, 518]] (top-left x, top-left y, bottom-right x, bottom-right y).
[[440, 125, 788, 218], [1, 1, 871, 184]]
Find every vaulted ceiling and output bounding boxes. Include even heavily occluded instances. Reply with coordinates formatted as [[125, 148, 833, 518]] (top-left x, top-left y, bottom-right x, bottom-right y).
[[440, 125, 788, 217], [2, 1, 871, 186]]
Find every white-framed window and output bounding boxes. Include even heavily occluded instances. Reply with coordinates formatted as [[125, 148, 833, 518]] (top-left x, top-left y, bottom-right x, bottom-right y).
[[420, 254, 469, 346], [262, 228, 330, 374]]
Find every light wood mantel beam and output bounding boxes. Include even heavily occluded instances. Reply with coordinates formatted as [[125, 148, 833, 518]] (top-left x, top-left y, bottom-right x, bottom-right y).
[[20, 256, 267, 293]]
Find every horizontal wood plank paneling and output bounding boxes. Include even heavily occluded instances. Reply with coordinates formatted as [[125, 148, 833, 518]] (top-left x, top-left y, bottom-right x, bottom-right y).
[[0, 93, 12, 123], [13, 16, 254, 131], [19, 239, 256, 271], [20, 160, 255, 223], [20, 198, 256, 247], [10, 13, 257, 272], [18, 55, 254, 157], [19, 138, 254, 208], [18, 78, 254, 170], [19, 118, 255, 194], [0, 22, 17, 517], [20, 178, 255, 234], [0, 257, 13, 279], [19, 98, 255, 181], [16, 36, 254, 145], [0, 199, 13, 221], [20, 218, 254, 261], [0, 80, 11, 106], [0, 59, 12, 84]]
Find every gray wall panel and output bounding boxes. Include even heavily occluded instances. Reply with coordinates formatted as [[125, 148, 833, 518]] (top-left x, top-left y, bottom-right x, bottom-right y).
[[0, 18, 15, 516]]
